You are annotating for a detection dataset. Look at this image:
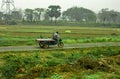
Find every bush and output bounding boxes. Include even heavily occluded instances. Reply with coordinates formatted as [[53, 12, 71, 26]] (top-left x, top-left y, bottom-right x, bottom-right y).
[[76, 55, 99, 70], [1, 54, 40, 78]]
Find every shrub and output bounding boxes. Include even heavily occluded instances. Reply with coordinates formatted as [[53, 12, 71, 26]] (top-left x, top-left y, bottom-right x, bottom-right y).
[[76, 55, 99, 70], [1, 54, 40, 78]]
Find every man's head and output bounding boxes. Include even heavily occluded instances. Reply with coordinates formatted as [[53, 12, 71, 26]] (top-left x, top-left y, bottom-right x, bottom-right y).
[[56, 31, 58, 34]]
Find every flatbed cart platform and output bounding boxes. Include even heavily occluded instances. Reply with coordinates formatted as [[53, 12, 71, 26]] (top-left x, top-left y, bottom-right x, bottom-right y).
[[36, 38, 64, 48]]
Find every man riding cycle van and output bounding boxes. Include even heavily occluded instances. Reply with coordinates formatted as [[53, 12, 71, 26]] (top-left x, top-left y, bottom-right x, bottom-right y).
[[53, 31, 60, 41]]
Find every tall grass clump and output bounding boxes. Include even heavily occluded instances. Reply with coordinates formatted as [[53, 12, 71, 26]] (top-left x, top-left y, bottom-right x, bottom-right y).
[[83, 72, 102, 79], [51, 73, 62, 79], [66, 52, 83, 64], [51, 52, 65, 58]]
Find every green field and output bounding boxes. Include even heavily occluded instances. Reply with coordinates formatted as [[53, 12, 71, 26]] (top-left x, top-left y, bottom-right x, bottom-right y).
[[0, 25, 120, 79], [0, 47, 120, 79], [0, 25, 120, 46]]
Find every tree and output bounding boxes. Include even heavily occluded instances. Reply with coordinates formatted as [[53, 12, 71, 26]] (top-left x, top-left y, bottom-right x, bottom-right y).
[[0, 12, 4, 24], [54, 6, 61, 21], [63, 7, 96, 22], [44, 11, 49, 21], [98, 8, 109, 23], [3, 14, 12, 24], [33, 11, 38, 21], [34, 8, 44, 21], [11, 10, 22, 21], [47, 5, 61, 22], [110, 10, 119, 23], [98, 8, 120, 24], [24, 8, 33, 21], [0, 11, 3, 20]]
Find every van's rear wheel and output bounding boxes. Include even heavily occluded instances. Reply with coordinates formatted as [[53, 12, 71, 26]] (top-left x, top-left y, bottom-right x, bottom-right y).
[[43, 44, 49, 48], [39, 42, 44, 48]]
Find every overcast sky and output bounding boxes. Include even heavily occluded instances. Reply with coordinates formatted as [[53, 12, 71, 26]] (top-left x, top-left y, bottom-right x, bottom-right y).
[[1, 0, 120, 12]]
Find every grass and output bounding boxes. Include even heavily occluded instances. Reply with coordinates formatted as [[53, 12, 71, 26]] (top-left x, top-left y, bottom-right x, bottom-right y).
[[0, 25, 120, 78], [0, 47, 120, 79], [83, 72, 102, 79], [0, 25, 120, 46]]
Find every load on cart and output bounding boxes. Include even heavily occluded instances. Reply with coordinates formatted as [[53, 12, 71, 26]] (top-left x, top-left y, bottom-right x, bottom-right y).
[[36, 32, 64, 48]]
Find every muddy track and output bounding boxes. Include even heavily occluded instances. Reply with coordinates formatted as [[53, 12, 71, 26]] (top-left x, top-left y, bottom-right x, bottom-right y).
[[0, 42, 120, 52]]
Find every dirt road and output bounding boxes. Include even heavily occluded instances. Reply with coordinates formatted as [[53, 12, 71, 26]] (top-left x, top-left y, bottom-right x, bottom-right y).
[[0, 42, 120, 52]]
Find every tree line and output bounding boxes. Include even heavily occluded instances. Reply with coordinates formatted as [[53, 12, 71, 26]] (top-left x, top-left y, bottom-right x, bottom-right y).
[[0, 5, 120, 25]]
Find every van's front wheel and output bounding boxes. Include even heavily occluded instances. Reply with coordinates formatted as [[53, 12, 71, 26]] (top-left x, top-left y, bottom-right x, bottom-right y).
[[58, 42, 64, 48]]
